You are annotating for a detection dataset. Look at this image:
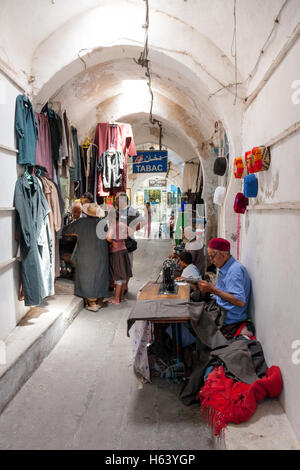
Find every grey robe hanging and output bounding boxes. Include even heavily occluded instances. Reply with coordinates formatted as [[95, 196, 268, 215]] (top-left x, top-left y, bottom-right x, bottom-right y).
[[62, 217, 109, 299], [14, 175, 54, 306]]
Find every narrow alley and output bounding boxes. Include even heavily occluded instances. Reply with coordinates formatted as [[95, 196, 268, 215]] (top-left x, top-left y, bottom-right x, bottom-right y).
[[0, 240, 213, 451], [0, 0, 300, 453]]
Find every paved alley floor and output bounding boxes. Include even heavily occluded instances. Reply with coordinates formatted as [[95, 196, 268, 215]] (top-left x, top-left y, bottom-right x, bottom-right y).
[[0, 240, 213, 450]]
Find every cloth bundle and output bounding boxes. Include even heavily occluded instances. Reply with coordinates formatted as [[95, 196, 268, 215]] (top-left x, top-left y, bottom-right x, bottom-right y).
[[198, 365, 282, 436], [177, 300, 283, 437]]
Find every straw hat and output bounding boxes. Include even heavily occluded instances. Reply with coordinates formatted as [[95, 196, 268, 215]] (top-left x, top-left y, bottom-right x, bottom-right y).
[[82, 203, 105, 218]]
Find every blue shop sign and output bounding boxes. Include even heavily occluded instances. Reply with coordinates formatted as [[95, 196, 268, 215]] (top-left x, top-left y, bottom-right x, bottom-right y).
[[133, 151, 168, 174]]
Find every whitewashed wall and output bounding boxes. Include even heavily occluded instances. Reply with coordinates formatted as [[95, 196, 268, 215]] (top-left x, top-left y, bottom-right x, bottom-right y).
[[0, 71, 29, 340], [239, 38, 300, 439]]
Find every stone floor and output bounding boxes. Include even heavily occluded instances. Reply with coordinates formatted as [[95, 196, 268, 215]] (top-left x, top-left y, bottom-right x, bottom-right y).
[[0, 239, 213, 450]]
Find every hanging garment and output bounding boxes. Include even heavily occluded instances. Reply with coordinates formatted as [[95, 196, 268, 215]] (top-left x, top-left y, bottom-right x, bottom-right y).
[[69, 126, 82, 183], [98, 148, 125, 189], [36, 178, 54, 297], [63, 110, 74, 170], [15, 94, 38, 166], [79, 144, 100, 199], [14, 174, 53, 306], [34, 112, 53, 179], [94, 122, 137, 196], [40, 103, 62, 166], [58, 106, 69, 163], [62, 217, 109, 299], [182, 162, 200, 193], [40, 176, 62, 278]]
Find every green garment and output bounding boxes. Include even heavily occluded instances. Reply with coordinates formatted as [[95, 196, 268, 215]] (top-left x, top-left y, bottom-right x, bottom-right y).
[[15, 94, 38, 166], [63, 217, 109, 298], [14, 175, 53, 306], [175, 211, 188, 245]]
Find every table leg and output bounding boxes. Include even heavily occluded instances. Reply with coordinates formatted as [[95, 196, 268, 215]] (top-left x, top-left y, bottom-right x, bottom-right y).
[[177, 323, 183, 362], [171, 324, 177, 357]]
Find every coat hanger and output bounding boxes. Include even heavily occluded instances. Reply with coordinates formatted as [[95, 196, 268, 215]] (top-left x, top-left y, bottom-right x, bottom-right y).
[[82, 137, 91, 149], [46, 101, 55, 118], [34, 167, 45, 178]]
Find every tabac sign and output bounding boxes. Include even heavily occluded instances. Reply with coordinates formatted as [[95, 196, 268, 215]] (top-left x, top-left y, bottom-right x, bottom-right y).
[[133, 150, 168, 174]]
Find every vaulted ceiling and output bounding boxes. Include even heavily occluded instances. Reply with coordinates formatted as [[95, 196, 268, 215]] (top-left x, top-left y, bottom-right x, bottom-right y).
[[1, 0, 299, 165]]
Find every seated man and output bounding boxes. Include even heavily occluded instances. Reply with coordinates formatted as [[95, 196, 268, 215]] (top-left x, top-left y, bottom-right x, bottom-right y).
[[197, 237, 252, 338], [175, 251, 201, 281], [170, 226, 205, 278], [183, 226, 205, 278]]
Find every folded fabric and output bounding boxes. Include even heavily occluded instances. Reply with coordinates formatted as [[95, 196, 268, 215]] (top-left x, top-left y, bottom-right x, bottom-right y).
[[213, 186, 226, 205], [214, 157, 227, 176], [233, 157, 246, 178], [197, 365, 282, 436], [244, 174, 258, 198], [234, 192, 248, 214]]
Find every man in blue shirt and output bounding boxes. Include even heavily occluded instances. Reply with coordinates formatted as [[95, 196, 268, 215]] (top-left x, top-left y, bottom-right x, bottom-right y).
[[197, 238, 251, 330]]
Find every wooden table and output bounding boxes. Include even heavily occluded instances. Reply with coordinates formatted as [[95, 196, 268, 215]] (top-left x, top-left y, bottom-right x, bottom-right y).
[[138, 281, 190, 302], [137, 282, 191, 360]]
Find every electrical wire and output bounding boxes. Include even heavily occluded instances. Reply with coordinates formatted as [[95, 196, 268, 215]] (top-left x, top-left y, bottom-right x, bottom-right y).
[[231, 0, 238, 105], [208, 0, 290, 100], [245, 0, 289, 82], [134, 0, 163, 142]]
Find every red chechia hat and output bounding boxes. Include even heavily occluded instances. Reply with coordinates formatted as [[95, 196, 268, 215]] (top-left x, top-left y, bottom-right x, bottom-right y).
[[208, 238, 231, 252]]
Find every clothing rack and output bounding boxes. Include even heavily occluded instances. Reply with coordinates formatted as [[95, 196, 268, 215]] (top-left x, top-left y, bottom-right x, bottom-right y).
[[0, 207, 15, 212], [0, 143, 19, 155], [247, 202, 300, 212], [265, 120, 300, 149], [0, 257, 18, 271]]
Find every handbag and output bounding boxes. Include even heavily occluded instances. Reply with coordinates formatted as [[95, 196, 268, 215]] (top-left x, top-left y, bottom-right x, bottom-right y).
[[125, 236, 137, 253]]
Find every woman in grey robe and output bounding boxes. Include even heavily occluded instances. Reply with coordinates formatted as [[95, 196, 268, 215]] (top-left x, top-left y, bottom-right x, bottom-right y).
[[62, 203, 109, 311]]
